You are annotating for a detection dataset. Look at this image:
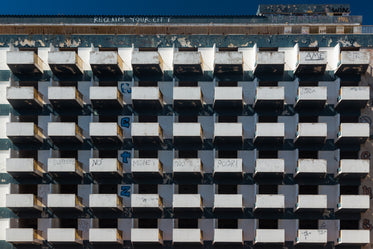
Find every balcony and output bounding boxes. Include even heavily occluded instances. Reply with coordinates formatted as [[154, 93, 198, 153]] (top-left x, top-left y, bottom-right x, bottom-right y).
[[131, 194, 163, 212], [6, 228, 43, 245], [89, 86, 124, 109], [295, 159, 327, 178], [337, 159, 369, 178], [254, 87, 285, 109], [173, 159, 203, 178], [296, 229, 327, 245], [89, 158, 123, 180], [173, 194, 203, 212], [213, 194, 243, 212], [173, 123, 203, 145], [6, 158, 44, 178], [90, 51, 124, 76], [173, 229, 203, 244], [295, 195, 327, 212], [336, 123, 369, 145], [336, 87, 370, 109], [48, 122, 84, 144], [254, 123, 285, 144], [337, 195, 369, 213], [131, 228, 163, 244], [295, 123, 327, 144], [254, 229, 285, 244], [131, 122, 163, 145], [6, 51, 43, 75], [213, 229, 243, 244], [214, 51, 243, 75], [89, 194, 123, 212], [7, 86, 45, 109], [131, 86, 163, 110], [131, 51, 163, 76], [48, 86, 84, 109], [47, 228, 82, 245], [173, 86, 203, 109], [47, 194, 83, 212], [254, 159, 284, 178], [6, 194, 44, 212], [89, 122, 123, 145], [254, 51, 285, 75], [213, 158, 242, 178], [6, 122, 45, 144], [295, 51, 327, 74], [214, 87, 243, 109], [213, 123, 243, 145], [337, 230, 370, 245], [335, 51, 370, 75], [295, 87, 327, 109], [48, 51, 83, 77], [173, 51, 203, 75], [47, 158, 83, 179], [89, 228, 123, 244], [131, 158, 163, 178], [254, 194, 285, 212]]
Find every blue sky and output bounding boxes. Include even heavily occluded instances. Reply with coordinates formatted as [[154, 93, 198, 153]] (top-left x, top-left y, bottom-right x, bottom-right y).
[[1, 0, 373, 24]]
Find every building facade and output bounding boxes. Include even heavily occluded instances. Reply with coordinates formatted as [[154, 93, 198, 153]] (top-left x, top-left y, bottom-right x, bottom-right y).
[[0, 3, 372, 249]]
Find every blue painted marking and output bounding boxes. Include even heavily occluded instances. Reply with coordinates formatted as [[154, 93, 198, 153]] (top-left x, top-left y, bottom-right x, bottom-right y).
[[121, 117, 130, 128], [120, 83, 131, 94], [121, 151, 131, 163], [120, 186, 131, 197]]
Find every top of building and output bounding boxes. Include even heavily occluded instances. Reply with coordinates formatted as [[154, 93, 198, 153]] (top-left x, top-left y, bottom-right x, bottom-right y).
[[257, 4, 351, 16]]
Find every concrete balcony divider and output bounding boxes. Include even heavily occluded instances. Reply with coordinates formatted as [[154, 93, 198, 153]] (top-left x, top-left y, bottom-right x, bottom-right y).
[[6, 228, 43, 245], [214, 51, 243, 74], [90, 51, 124, 76], [48, 51, 83, 76], [7, 51, 43, 74], [337, 159, 369, 178], [131, 51, 163, 76], [7, 86, 45, 109], [173, 51, 203, 75]]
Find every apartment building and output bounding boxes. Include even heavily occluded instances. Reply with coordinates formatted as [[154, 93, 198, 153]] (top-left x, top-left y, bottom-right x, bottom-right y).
[[0, 3, 372, 249]]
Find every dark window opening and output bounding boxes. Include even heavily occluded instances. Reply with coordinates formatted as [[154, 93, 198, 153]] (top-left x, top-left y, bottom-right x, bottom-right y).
[[59, 150, 78, 158], [258, 81, 278, 87], [218, 150, 237, 158], [19, 47, 38, 54], [218, 184, 237, 194], [340, 81, 359, 87], [18, 150, 38, 159], [178, 184, 198, 194], [99, 184, 117, 194], [99, 47, 118, 52], [259, 47, 278, 52], [299, 116, 318, 123], [299, 47, 319, 51], [340, 220, 359, 229], [98, 81, 118, 86], [19, 115, 38, 123], [340, 115, 359, 123], [138, 150, 158, 158], [299, 81, 318, 87], [138, 116, 157, 122], [99, 219, 118, 228], [299, 185, 318, 194], [259, 150, 278, 158], [179, 116, 198, 122], [218, 81, 238, 87], [138, 48, 158, 52], [178, 48, 198, 52], [98, 150, 117, 158], [59, 184, 78, 194], [218, 219, 238, 228], [298, 150, 318, 159], [259, 185, 278, 194], [98, 116, 117, 122], [178, 81, 198, 87], [178, 219, 198, 228], [59, 81, 77, 87], [299, 219, 318, 229], [138, 184, 157, 194], [340, 151, 359, 159], [218, 116, 237, 122], [18, 184, 37, 194], [138, 81, 158, 87], [18, 218, 37, 229], [340, 185, 359, 195], [18, 81, 38, 87], [258, 116, 278, 123], [59, 115, 78, 123], [59, 47, 78, 53], [179, 150, 198, 158], [138, 219, 157, 228], [340, 47, 360, 51], [218, 47, 238, 52], [60, 219, 78, 229], [259, 219, 278, 229]]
